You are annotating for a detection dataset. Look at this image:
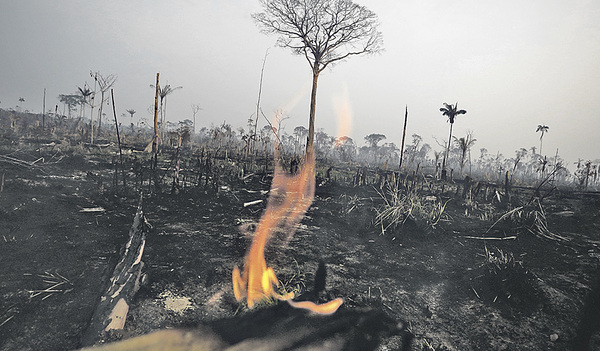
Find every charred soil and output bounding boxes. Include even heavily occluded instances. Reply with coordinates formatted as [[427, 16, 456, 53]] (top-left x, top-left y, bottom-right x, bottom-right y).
[[1, 148, 599, 350]]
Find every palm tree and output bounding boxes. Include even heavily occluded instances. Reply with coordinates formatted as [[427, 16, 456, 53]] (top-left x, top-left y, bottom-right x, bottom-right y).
[[453, 132, 477, 176], [536, 125, 549, 156], [78, 85, 92, 119], [126, 109, 136, 119], [150, 83, 183, 141], [440, 102, 467, 179]]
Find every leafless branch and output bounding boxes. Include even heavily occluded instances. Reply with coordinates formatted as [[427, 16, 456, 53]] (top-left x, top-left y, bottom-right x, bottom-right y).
[[253, 0, 383, 73]]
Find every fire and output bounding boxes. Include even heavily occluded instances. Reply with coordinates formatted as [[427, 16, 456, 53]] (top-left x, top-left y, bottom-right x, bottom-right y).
[[232, 150, 343, 314]]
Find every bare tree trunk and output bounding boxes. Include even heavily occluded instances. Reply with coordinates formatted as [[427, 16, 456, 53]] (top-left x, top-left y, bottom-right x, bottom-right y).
[[111, 90, 126, 190], [90, 73, 98, 145], [152, 73, 160, 157], [306, 70, 319, 154], [254, 49, 269, 156], [42, 88, 46, 131], [398, 105, 408, 170], [161, 98, 167, 142]]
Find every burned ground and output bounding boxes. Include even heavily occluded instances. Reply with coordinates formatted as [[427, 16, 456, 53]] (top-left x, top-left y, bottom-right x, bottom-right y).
[[1, 148, 599, 350]]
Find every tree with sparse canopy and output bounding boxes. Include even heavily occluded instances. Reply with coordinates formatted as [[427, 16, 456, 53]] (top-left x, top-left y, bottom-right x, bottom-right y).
[[364, 133, 386, 148], [253, 0, 383, 155], [93, 73, 117, 141], [440, 102, 467, 179]]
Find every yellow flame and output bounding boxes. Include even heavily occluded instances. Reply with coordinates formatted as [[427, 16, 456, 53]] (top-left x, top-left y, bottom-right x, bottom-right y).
[[287, 297, 344, 316], [232, 150, 342, 314]]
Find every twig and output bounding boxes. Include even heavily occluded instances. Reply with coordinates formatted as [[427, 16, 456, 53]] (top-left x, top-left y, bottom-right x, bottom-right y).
[[0, 315, 15, 328], [244, 199, 263, 207], [463, 236, 517, 241], [486, 206, 523, 233]]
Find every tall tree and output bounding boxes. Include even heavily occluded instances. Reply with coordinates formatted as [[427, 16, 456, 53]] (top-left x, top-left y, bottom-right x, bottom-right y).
[[253, 0, 383, 155], [536, 124, 549, 156], [440, 102, 467, 179]]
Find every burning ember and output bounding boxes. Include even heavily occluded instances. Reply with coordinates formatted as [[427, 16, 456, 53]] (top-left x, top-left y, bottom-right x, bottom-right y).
[[232, 150, 343, 314]]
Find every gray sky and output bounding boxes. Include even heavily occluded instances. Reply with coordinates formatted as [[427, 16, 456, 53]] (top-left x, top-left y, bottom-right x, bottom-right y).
[[1, 0, 599, 167]]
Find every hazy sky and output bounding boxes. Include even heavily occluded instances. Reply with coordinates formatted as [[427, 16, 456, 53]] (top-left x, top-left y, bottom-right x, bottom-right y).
[[1, 0, 599, 167]]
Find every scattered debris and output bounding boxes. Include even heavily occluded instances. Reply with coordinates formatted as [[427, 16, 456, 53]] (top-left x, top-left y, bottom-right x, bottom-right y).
[[243, 199, 263, 207], [79, 207, 106, 213], [158, 291, 193, 315]]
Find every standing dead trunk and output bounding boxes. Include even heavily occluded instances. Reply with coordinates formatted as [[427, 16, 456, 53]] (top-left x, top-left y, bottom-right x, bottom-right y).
[[172, 134, 182, 194], [152, 73, 160, 158], [90, 73, 98, 144], [253, 49, 269, 157], [97, 91, 105, 138], [398, 105, 408, 170], [111, 89, 125, 189], [42, 88, 46, 131]]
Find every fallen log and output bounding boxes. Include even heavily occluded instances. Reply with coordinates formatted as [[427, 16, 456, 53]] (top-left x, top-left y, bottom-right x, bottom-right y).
[[81, 197, 148, 346], [79, 304, 411, 351]]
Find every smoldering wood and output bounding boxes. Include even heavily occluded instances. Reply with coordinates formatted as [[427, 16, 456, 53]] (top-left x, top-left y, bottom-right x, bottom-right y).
[[209, 304, 410, 351], [80, 304, 411, 351], [81, 197, 148, 346]]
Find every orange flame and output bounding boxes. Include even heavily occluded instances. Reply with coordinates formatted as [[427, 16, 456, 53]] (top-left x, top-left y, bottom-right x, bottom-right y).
[[232, 150, 343, 314]]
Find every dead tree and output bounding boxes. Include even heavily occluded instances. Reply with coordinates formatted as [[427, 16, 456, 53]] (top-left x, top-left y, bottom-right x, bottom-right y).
[[253, 0, 383, 154], [92, 72, 117, 141]]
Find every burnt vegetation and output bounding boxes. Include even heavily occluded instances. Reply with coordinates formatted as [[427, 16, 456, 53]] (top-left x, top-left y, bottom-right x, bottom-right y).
[[1, 99, 600, 350], [1, 0, 599, 348]]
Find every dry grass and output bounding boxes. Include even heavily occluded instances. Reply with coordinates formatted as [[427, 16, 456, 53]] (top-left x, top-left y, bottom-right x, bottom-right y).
[[374, 179, 450, 235]]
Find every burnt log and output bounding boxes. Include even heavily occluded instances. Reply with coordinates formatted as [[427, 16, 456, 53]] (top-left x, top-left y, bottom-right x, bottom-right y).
[[210, 303, 409, 351], [81, 197, 148, 346], [80, 303, 410, 351]]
